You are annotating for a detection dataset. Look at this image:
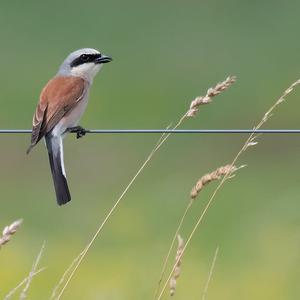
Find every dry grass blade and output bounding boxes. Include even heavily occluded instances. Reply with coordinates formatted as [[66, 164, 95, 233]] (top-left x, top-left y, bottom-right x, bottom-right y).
[[202, 246, 219, 300], [53, 76, 235, 300], [4, 268, 45, 300], [156, 78, 300, 299], [0, 219, 22, 248], [187, 76, 236, 117], [169, 235, 184, 297], [191, 165, 238, 200], [19, 241, 45, 300], [50, 251, 82, 300], [153, 200, 192, 300]]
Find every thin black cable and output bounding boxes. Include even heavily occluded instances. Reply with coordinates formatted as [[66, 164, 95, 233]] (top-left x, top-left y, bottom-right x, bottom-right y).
[[0, 129, 300, 134]]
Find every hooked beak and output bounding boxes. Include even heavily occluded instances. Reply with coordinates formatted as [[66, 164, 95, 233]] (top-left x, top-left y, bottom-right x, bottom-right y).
[[94, 55, 112, 64]]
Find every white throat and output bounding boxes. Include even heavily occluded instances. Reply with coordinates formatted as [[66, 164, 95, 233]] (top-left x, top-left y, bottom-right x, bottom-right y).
[[69, 63, 102, 83], [58, 62, 102, 83]]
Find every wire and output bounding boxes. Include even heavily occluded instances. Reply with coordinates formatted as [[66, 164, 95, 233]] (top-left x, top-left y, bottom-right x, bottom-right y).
[[0, 129, 300, 134]]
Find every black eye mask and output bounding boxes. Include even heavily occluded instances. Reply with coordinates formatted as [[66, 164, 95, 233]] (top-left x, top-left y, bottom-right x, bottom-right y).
[[70, 53, 101, 68]]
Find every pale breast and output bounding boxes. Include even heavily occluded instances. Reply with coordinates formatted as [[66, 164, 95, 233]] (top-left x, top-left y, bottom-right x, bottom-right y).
[[51, 91, 90, 137]]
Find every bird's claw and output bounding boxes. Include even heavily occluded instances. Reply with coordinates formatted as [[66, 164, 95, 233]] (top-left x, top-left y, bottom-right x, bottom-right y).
[[76, 130, 86, 139], [67, 126, 87, 139]]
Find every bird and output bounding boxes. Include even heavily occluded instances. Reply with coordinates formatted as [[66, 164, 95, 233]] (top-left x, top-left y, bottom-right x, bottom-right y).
[[27, 48, 112, 205]]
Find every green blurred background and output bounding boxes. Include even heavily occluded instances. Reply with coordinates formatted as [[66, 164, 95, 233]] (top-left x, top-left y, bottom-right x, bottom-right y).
[[1, 0, 300, 299]]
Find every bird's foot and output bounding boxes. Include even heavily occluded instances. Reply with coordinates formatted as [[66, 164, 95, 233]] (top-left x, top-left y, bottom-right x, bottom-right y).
[[67, 126, 87, 139]]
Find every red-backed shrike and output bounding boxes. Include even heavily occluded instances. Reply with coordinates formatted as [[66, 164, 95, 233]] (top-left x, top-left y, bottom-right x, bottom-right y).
[[27, 48, 112, 205]]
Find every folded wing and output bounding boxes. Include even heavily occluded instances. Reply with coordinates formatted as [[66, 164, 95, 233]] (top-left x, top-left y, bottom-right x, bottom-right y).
[[27, 76, 87, 153]]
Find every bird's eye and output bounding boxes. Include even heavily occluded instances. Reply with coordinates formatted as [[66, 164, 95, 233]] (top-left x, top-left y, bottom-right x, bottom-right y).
[[80, 54, 88, 61]]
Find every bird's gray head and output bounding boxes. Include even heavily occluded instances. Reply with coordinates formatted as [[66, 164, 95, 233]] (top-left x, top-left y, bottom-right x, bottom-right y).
[[57, 48, 112, 82]]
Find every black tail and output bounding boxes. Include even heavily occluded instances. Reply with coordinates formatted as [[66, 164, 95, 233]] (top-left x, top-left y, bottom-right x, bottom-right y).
[[45, 135, 71, 205]]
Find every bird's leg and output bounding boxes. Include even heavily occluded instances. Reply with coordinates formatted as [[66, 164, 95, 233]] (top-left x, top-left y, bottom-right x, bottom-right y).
[[67, 126, 87, 139]]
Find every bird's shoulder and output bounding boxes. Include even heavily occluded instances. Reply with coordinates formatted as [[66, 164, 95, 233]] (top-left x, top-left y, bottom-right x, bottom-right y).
[[40, 76, 86, 105]]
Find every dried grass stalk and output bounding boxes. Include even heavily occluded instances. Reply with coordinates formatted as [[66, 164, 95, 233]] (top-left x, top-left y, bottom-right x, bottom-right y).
[[202, 246, 219, 300], [19, 241, 45, 300], [157, 78, 300, 300], [0, 219, 22, 248], [4, 268, 45, 300], [190, 165, 237, 199], [169, 235, 184, 297], [187, 76, 236, 117]]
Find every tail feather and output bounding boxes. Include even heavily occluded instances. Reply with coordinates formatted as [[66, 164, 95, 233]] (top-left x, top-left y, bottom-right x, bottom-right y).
[[45, 135, 71, 205]]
